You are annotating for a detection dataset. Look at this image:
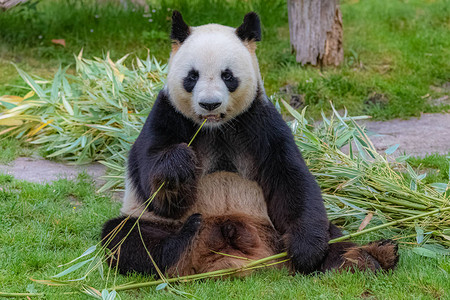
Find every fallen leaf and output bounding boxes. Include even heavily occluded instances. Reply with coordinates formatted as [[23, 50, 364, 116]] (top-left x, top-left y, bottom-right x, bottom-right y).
[[51, 39, 66, 47], [0, 95, 24, 104], [24, 91, 35, 100], [27, 119, 54, 136], [358, 212, 373, 232], [0, 119, 23, 126]]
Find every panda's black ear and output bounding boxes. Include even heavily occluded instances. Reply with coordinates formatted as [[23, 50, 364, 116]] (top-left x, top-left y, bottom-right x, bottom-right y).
[[171, 10, 190, 44], [236, 12, 261, 42]]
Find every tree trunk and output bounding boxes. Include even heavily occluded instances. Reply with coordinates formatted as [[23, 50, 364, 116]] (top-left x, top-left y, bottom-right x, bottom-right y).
[[0, 0, 28, 10], [288, 0, 343, 66]]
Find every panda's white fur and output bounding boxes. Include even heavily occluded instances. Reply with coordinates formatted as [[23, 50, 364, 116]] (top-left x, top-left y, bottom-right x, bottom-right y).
[[166, 24, 263, 126]]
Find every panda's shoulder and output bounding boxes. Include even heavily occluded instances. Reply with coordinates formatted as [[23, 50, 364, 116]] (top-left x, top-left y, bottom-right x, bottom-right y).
[[133, 90, 196, 154], [146, 89, 178, 122], [140, 89, 196, 138], [241, 96, 291, 134]]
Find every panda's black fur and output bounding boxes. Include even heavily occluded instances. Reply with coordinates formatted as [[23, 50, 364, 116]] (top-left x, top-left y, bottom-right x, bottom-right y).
[[101, 11, 399, 276]]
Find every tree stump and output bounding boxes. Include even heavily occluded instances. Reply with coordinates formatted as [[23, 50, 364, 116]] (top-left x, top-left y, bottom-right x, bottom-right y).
[[288, 0, 343, 66], [0, 0, 28, 11]]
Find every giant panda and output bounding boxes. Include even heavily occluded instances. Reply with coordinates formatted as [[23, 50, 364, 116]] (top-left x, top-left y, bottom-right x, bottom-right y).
[[101, 11, 399, 276]]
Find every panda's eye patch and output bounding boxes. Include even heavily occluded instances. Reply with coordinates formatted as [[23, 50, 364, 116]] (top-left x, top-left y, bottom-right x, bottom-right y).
[[183, 69, 199, 93], [221, 69, 239, 93], [188, 70, 199, 81], [221, 70, 233, 81]]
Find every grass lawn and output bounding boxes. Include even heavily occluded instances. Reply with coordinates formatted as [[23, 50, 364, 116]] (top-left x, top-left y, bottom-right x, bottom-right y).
[[0, 173, 449, 299], [408, 153, 450, 185], [1, 0, 449, 119]]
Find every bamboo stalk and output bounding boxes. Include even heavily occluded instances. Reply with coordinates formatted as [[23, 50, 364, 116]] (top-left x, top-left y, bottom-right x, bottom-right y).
[[329, 206, 450, 243], [324, 194, 423, 216], [110, 252, 287, 291], [188, 119, 207, 147], [0, 292, 44, 297]]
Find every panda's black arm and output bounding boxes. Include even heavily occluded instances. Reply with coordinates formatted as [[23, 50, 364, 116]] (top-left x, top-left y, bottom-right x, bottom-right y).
[[101, 214, 202, 275], [246, 101, 330, 274], [128, 90, 198, 218]]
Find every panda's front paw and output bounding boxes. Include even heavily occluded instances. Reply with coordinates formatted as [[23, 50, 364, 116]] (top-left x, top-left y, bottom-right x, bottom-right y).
[[287, 231, 329, 274], [179, 213, 203, 236], [152, 143, 197, 191]]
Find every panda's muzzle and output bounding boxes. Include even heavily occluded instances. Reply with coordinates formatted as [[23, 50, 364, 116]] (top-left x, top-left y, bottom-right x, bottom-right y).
[[199, 101, 222, 111]]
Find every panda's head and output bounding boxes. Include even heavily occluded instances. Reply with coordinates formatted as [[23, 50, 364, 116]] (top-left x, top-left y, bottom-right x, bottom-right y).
[[166, 11, 263, 127]]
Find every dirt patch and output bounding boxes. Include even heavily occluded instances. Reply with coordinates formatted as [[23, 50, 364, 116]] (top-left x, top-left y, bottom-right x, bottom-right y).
[[0, 157, 107, 186], [363, 113, 450, 157]]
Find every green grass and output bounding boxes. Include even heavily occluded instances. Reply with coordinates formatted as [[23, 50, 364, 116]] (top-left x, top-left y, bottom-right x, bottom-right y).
[[1, 0, 449, 119], [0, 137, 34, 163], [408, 153, 450, 185], [0, 173, 449, 299]]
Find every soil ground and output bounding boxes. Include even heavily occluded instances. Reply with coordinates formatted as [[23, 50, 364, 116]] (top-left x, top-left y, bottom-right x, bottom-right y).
[[0, 113, 448, 185], [0, 157, 107, 185], [364, 112, 450, 156]]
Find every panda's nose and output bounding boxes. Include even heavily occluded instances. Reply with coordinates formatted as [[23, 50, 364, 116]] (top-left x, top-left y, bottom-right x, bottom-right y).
[[199, 101, 221, 111]]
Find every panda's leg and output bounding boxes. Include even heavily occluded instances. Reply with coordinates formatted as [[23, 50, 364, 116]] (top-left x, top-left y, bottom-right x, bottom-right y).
[[101, 213, 202, 275], [320, 223, 399, 272]]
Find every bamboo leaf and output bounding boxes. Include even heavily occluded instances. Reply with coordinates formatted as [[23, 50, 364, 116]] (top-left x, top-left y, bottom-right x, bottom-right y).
[[0, 95, 24, 104], [0, 100, 17, 109], [430, 183, 448, 193], [330, 102, 348, 128], [422, 244, 450, 255], [58, 246, 97, 267], [50, 65, 62, 102], [52, 257, 94, 278], [97, 258, 104, 280], [12, 64, 46, 98], [385, 144, 400, 155], [281, 100, 305, 123], [395, 155, 410, 162], [107, 290, 118, 300], [86, 124, 122, 133], [156, 283, 168, 291], [116, 53, 130, 65], [82, 285, 102, 299], [336, 129, 354, 148], [28, 119, 54, 136], [24, 91, 35, 100], [415, 226, 425, 244], [62, 94, 74, 116], [0, 118, 24, 126], [413, 247, 437, 258], [46, 137, 82, 157], [30, 278, 71, 286]]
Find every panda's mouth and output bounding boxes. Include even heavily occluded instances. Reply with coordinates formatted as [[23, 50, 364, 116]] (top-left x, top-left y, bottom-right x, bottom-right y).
[[200, 113, 226, 122]]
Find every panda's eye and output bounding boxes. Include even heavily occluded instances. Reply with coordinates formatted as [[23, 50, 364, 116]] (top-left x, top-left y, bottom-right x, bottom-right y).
[[188, 71, 199, 81], [221, 71, 233, 81]]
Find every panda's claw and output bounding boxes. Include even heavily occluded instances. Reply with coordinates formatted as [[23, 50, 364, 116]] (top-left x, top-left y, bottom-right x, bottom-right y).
[[179, 213, 203, 236]]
